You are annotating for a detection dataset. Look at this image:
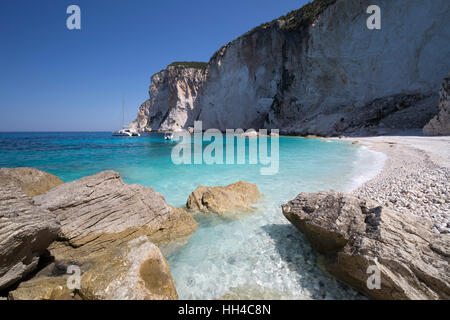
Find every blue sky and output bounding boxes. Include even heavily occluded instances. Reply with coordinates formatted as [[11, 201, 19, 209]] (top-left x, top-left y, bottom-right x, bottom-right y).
[[0, 0, 308, 131]]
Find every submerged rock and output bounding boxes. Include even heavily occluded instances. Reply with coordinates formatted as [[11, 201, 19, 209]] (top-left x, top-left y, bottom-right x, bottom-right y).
[[0, 184, 60, 290], [186, 181, 261, 215], [33, 170, 198, 260], [0, 167, 63, 197], [282, 191, 450, 300], [424, 73, 450, 136]]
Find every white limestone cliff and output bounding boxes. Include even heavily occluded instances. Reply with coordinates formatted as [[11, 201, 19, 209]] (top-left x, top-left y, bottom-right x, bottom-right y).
[[130, 64, 205, 132], [132, 0, 450, 135]]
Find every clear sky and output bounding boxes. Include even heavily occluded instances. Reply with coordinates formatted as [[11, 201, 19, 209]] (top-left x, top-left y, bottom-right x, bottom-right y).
[[0, 0, 309, 132]]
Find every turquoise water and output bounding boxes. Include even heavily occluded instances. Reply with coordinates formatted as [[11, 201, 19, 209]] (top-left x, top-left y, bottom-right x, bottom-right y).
[[0, 132, 384, 299]]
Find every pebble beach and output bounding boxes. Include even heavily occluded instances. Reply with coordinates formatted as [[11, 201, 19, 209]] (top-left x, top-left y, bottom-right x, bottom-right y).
[[346, 132, 450, 234]]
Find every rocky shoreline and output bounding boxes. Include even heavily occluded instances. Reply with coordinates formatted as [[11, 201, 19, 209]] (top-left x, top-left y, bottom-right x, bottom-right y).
[[279, 131, 450, 299], [346, 133, 450, 234]]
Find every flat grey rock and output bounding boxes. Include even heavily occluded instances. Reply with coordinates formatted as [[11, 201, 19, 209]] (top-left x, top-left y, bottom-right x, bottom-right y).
[[0, 183, 60, 290], [34, 170, 197, 257], [282, 191, 450, 300]]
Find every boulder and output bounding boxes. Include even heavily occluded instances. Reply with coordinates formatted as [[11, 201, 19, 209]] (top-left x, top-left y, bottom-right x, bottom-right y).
[[79, 236, 177, 300], [33, 170, 198, 260], [423, 74, 450, 136], [9, 237, 177, 300], [8, 275, 76, 300], [0, 167, 63, 197], [0, 184, 60, 290], [186, 181, 261, 215], [282, 191, 450, 300]]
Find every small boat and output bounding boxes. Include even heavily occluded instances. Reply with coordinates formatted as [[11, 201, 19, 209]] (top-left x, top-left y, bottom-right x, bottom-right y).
[[164, 133, 173, 140], [113, 128, 140, 137], [113, 97, 140, 137]]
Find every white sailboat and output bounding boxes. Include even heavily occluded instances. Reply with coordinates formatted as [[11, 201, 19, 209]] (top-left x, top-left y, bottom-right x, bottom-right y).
[[113, 98, 140, 137]]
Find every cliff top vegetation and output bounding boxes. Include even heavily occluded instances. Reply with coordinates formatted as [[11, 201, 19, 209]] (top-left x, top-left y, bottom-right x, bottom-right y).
[[168, 62, 208, 69]]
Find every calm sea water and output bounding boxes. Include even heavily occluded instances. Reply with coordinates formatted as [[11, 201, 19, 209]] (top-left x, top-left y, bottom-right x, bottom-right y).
[[0, 132, 384, 299]]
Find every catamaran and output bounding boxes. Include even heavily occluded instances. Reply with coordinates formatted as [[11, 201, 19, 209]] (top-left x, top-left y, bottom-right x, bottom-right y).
[[113, 98, 140, 137]]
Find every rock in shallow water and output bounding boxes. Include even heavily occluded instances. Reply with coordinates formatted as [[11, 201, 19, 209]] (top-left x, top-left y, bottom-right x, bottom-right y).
[[282, 191, 450, 300], [0, 183, 60, 290], [186, 181, 261, 215], [9, 236, 177, 300], [79, 236, 178, 300], [4, 170, 196, 299], [6, 170, 192, 299]]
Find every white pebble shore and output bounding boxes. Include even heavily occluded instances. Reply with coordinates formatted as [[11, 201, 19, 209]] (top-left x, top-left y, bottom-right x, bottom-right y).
[[348, 134, 450, 234]]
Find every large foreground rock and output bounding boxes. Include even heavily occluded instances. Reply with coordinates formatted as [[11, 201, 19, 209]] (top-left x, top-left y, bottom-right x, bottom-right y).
[[7, 170, 190, 300], [79, 236, 177, 300], [423, 73, 450, 136], [33, 170, 197, 260], [186, 181, 261, 215], [282, 191, 450, 300], [9, 236, 177, 300], [0, 184, 60, 290], [0, 167, 63, 197]]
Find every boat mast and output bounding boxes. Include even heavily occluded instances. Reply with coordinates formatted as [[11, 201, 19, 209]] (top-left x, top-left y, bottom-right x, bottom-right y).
[[122, 97, 125, 129]]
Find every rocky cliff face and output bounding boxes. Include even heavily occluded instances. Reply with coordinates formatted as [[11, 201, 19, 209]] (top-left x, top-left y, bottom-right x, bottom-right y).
[[132, 0, 450, 135], [423, 74, 450, 136], [130, 64, 205, 132]]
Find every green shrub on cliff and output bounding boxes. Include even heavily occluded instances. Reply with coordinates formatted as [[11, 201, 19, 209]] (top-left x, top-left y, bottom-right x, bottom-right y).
[[248, 0, 337, 34], [168, 62, 208, 69], [278, 0, 337, 31]]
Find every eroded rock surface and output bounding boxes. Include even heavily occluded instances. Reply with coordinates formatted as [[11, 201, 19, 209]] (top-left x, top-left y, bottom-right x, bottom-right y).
[[79, 236, 178, 300], [9, 237, 177, 300], [6, 171, 193, 300], [282, 191, 450, 300], [186, 181, 261, 215], [424, 74, 450, 136], [0, 167, 63, 197], [0, 184, 60, 290], [33, 170, 198, 260], [8, 275, 76, 300]]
